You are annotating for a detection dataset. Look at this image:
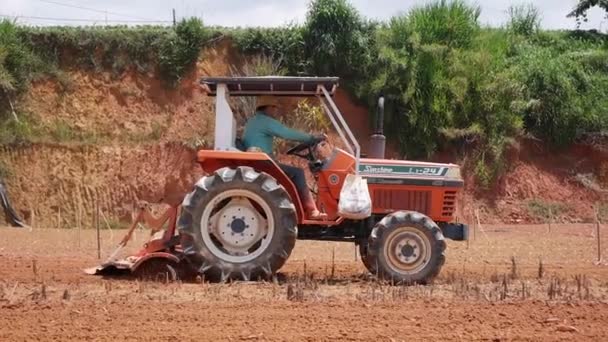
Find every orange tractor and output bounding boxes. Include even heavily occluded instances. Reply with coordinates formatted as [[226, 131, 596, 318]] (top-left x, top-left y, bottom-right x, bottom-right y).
[[87, 76, 467, 284]]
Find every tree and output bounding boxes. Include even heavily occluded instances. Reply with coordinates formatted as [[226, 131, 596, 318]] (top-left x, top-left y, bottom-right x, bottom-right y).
[[568, 1, 608, 22], [302, 0, 374, 79]]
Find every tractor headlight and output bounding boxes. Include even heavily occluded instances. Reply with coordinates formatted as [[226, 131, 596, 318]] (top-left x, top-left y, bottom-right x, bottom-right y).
[[445, 167, 462, 180]]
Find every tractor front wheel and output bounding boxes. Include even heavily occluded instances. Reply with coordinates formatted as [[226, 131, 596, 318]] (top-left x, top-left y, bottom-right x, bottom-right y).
[[364, 211, 446, 284], [178, 166, 297, 282]]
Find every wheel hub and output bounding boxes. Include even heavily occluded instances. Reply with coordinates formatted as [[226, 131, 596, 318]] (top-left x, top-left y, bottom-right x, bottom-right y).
[[230, 218, 246, 233], [211, 198, 265, 253], [397, 238, 420, 263], [384, 227, 431, 274], [201, 190, 273, 263]]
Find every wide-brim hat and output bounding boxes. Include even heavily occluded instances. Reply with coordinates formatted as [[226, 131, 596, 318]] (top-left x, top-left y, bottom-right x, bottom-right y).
[[256, 96, 280, 110]]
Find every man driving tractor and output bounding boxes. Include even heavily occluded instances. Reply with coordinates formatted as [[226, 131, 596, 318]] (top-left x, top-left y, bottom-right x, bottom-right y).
[[242, 96, 327, 219]]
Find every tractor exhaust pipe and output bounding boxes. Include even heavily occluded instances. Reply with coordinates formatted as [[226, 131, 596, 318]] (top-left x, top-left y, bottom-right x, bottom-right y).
[[369, 96, 386, 159]]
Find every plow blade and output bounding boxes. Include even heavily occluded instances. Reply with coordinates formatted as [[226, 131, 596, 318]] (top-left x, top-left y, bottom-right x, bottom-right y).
[[85, 253, 185, 281], [84, 259, 135, 276]]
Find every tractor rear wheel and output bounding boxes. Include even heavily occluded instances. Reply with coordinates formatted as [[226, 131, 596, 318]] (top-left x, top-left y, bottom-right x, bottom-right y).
[[132, 258, 178, 282], [364, 211, 445, 284], [178, 166, 297, 282]]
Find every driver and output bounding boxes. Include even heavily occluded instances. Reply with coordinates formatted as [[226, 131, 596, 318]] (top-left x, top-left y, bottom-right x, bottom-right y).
[[242, 96, 327, 220]]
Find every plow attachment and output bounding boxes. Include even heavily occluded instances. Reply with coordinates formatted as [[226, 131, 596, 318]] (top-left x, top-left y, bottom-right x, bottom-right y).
[[84, 203, 191, 281]]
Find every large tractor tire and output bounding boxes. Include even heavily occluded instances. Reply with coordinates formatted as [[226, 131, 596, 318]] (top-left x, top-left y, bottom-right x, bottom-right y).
[[358, 241, 374, 273], [132, 258, 178, 282], [178, 166, 297, 282], [364, 211, 446, 284]]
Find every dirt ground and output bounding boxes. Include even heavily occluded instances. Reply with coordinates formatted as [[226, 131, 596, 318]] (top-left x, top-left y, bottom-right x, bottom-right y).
[[1, 224, 608, 341]]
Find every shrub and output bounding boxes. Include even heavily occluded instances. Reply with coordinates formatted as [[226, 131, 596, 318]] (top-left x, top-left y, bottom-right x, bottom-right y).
[[159, 18, 209, 87], [301, 0, 376, 79], [513, 45, 605, 146], [0, 20, 45, 93], [285, 99, 330, 132], [20, 24, 170, 73], [507, 4, 541, 37], [0, 116, 37, 144], [407, 0, 480, 48], [232, 27, 304, 74]]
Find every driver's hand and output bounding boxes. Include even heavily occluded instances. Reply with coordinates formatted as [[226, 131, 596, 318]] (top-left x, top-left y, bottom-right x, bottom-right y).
[[313, 133, 328, 142], [315, 139, 333, 160]]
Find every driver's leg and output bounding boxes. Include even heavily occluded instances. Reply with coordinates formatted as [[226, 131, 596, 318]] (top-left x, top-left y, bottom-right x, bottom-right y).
[[278, 163, 322, 217]]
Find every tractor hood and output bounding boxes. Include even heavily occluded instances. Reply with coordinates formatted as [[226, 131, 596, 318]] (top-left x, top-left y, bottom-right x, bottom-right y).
[[358, 158, 464, 188]]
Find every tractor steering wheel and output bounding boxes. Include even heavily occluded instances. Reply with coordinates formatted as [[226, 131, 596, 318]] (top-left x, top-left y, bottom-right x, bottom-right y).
[[286, 135, 327, 173], [286, 135, 325, 160]]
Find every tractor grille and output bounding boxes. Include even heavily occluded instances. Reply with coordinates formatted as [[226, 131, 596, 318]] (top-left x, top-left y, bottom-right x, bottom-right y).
[[372, 190, 431, 214], [442, 190, 457, 217]]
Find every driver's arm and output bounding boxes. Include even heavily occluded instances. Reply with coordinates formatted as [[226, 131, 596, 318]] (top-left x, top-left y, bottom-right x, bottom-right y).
[[263, 115, 314, 142]]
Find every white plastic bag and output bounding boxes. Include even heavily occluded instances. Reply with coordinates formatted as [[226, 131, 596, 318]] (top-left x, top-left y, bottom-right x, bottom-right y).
[[338, 174, 372, 219]]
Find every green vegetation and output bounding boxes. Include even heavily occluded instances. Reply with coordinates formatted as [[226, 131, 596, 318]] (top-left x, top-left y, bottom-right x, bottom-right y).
[[284, 99, 330, 132], [158, 18, 209, 86], [599, 202, 608, 222], [232, 0, 608, 186], [0, 0, 607, 186], [0, 116, 37, 145], [568, 0, 608, 24], [507, 4, 540, 36], [527, 199, 565, 221], [1, 18, 210, 90], [0, 160, 12, 180]]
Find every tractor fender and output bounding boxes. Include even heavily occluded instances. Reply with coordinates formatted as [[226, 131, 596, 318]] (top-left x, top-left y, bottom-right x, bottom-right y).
[[131, 252, 181, 272], [196, 150, 306, 221]]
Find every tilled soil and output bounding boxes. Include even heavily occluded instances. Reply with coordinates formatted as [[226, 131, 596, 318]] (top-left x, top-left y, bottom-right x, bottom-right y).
[[1, 224, 608, 341]]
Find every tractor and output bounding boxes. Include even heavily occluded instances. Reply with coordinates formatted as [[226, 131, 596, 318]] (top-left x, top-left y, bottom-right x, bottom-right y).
[[86, 76, 467, 284]]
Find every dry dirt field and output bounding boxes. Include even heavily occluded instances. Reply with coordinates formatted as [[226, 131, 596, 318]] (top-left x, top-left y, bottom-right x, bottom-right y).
[[1, 224, 608, 341]]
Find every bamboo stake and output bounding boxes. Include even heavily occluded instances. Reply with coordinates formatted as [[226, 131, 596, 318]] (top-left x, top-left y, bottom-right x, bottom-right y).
[[596, 205, 602, 264], [29, 203, 35, 230], [96, 201, 101, 260], [331, 246, 335, 280], [475, 209, 489, 242], [77, 189, 82, 249], [472, 210, 476, 241], [467, 219, 471, 249], [548, 207, 552, 233], [99, 209, 114, 242]]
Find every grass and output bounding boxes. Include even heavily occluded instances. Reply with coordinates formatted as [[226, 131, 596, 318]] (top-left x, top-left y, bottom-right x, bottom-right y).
[[0, 113, 180, 145], [48, 120, 76, 142], [0, 159, 12, 179], [182, 136, 209, 150], [527, 199, 565, 221], [598, 202, 608, 222], [0, 116, 37, 145]]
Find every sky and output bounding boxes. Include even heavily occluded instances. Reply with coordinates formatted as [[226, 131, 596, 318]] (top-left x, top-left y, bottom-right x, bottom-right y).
[[1, 0, 607, 31]]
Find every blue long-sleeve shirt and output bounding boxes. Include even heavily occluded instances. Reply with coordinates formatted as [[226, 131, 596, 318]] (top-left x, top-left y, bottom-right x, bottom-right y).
[[242, 111, 314, 156]]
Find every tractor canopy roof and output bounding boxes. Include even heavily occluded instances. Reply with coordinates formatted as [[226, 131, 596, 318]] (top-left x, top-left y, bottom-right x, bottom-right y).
[[200, 76, 339, 97]]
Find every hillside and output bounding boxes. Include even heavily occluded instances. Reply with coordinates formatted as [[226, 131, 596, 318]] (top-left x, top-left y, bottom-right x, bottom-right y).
[[0, 0, 607, 227]]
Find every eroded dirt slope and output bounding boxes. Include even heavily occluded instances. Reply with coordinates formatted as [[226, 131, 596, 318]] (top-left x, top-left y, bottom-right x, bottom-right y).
[[0, 143, 201, 227], [0, 38, 605, 227]]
